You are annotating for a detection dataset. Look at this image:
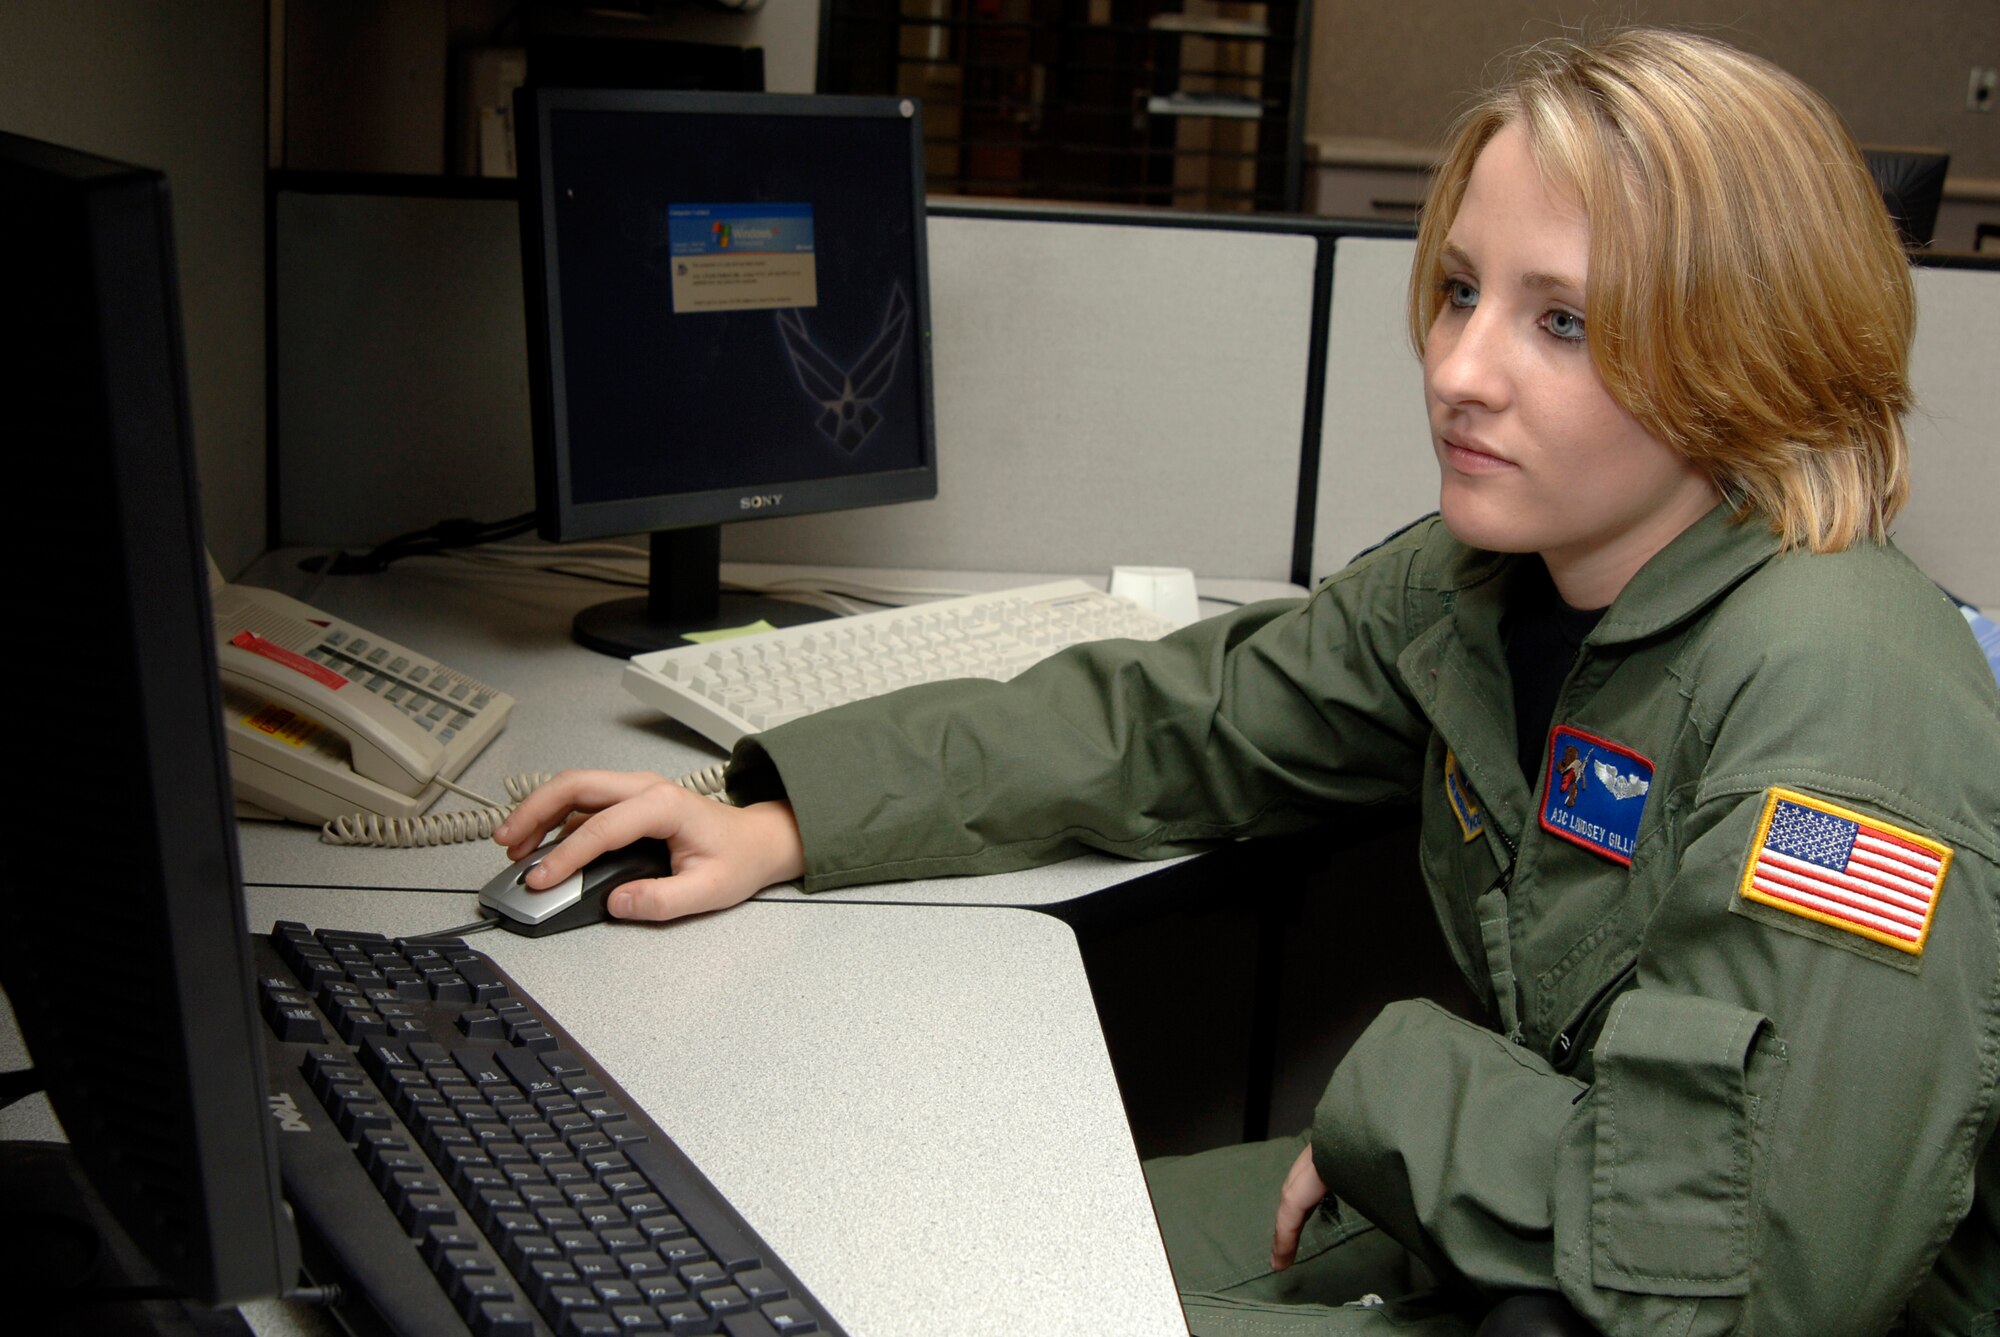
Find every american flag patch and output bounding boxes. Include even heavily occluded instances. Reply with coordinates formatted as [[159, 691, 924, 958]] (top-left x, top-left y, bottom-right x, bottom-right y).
[[1739, 788, 1952, 955]]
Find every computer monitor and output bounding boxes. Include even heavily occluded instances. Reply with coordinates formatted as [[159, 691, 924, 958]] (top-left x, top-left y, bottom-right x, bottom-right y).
[[515, 89, 940, 656], [0, 131, 298, 1311], [1863, 146, 1949, 249]]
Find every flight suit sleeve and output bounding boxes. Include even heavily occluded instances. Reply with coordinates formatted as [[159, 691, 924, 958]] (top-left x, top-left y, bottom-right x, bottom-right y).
[[726, 537, 1439, 892], [1314, 571, 2000, 1336]]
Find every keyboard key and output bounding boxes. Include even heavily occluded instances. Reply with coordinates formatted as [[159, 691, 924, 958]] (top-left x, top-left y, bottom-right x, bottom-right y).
[[601, 1119, 648, 1146], [679, 1260, 729, 1292], [497, 1044, 562, 1097], [657, 1238, 709, 1268], [599, 1226, 648, 1255], [528, 1258, 584, 1308], [760, 1299, 819, 1333], [542, 1285, 600, 1327], [369, 1149, 429, 1194], [422, 1222, 484, 1269], [635, 1271, 691, 1306], [502, 1232, 563, 1276], [609, 1303, 667, 1334], [699, 1285, 751, 1318], [457, 1008, 505, 1040], [655, 1300, 709, 1333], [547, 1158, 594, 1185], [593, 1278, 645, 1309], [452, 1271, 514, 1317], [472, 1298, 537, 1337], [542, 1049, 589, 1077], [398, 1191, 459, 1236], [266, 1001, 325, 1043]]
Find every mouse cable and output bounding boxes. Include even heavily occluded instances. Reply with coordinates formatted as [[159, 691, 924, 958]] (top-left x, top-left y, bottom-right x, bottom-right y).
[[401, 915, 505, 944]]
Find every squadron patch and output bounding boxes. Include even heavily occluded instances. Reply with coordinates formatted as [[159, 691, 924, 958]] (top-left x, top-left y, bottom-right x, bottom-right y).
[[1737, 788, 1951, 957], [1443, 749, 1484, 842], [1539, 725, 1652, 866]]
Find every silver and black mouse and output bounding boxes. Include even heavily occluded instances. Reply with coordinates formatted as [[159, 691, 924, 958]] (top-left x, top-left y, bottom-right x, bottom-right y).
[[477, 838, 674, 937]]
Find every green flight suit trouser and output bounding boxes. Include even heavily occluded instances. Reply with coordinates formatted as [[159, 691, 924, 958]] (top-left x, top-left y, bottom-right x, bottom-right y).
[[1146, 1136, 1475, 1336]]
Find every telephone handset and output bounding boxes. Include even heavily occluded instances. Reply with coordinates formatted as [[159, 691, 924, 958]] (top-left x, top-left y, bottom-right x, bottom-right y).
[[209, 557, 515, 828]]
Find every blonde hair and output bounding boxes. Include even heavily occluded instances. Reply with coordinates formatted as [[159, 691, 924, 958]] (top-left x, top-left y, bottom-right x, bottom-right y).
[[1409, 29, 1915, 552]]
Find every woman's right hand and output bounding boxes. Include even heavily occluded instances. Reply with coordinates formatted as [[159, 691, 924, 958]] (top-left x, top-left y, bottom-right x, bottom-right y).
[[493, 769, 805, 922]]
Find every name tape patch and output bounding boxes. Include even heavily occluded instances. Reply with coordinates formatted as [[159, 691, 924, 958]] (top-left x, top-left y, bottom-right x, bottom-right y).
[[1539, 725, 1652, 866], [1739, 787, 1951, 956]]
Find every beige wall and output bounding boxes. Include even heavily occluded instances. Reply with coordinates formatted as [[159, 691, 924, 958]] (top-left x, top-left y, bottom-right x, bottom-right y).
[[0, 2, 268, 576], [1309, 0, 2000, 181]]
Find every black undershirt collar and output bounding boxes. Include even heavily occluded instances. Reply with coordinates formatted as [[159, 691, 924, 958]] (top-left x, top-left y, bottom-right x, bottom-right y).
[[1503, 560, 1607, 782]]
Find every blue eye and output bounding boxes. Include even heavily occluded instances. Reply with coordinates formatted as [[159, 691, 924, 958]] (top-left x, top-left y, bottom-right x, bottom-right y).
[[1443, 278, 1478, 309], [1545, 309, 1586, 342]]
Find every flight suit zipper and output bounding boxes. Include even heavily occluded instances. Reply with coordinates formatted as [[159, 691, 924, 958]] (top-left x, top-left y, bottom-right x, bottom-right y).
[[1550, 960, 1638, 1072], [1476, 821, 1525, 1045]]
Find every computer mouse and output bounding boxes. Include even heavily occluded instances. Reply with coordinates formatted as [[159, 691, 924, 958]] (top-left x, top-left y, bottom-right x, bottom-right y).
[[477, 838, 673, 937], [1109, 564, 1202, 628]]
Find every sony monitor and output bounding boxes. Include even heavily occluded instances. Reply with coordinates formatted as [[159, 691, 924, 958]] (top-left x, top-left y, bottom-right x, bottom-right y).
[[0, 131, 299, 1315], [515, 88, 939, 656]]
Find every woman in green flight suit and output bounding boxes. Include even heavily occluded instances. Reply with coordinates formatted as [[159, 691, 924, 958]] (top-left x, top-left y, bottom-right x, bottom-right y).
[[497, 30, 2000, 1337]]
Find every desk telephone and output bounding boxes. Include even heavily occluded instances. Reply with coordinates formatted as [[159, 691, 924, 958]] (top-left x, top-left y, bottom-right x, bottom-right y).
[[208, 558, 515, 828]]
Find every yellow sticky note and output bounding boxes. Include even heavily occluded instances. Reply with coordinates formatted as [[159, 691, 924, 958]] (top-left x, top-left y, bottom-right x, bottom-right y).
[[683, 620, 778, 644]]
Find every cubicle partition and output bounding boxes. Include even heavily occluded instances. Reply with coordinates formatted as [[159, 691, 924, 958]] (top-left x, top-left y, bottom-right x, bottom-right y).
[[1306, 236, 2000, 609], [270, 187, 1411, 587], [271, 186, 1995, 609], [735, 204, 1330, 582]]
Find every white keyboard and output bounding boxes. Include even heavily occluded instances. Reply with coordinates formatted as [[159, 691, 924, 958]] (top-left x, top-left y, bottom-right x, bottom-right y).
[[623, 579, 1183, 749]]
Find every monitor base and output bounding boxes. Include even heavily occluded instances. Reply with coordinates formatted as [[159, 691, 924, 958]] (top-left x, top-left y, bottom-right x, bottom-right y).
[[572, 590, 833, 658], [569, 525, 837, 658]]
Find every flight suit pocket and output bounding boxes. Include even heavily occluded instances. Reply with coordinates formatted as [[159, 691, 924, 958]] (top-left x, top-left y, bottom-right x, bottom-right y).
[[1587, 990, 1779, 1297]]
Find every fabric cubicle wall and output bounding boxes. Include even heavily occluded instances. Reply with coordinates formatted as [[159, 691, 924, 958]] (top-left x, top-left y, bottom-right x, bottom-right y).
[[273, 192, 1382, 584], [734, 204, 1353, 583], [1311, 238, 2000, 613]]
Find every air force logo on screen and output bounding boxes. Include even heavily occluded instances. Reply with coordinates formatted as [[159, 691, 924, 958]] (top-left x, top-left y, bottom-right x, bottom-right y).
[[776, 286, 911, 453]]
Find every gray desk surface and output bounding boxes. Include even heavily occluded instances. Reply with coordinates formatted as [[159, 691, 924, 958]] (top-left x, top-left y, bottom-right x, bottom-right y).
[[232, 551, 1304, 911], [1, 889, 1187, 1336]]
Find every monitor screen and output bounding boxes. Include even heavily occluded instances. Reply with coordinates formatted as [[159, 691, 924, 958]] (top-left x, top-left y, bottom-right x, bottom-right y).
[[1863, 147, 1950, 249], [0, 131, 297, 1307], [516, 89, 939, 655]]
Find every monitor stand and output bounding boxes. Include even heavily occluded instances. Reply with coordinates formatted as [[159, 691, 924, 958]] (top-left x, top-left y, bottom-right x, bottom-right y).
[[571, 526, 831, 658]]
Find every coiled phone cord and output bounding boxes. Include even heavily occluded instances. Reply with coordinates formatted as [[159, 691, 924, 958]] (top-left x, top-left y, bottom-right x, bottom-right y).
[[317, 763, 731, 848]]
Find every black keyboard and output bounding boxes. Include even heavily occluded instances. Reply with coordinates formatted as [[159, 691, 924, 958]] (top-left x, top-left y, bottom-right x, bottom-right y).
[[255, 922, 845, 1337]]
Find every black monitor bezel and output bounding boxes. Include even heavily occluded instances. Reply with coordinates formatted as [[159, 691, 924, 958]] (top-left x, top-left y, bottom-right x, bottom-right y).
[[515, 87, 940, 545], [0, 130, 296, 1308]]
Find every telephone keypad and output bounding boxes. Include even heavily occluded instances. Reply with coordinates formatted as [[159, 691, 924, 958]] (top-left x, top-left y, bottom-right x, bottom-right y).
[[298, 622, 509, 762]]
